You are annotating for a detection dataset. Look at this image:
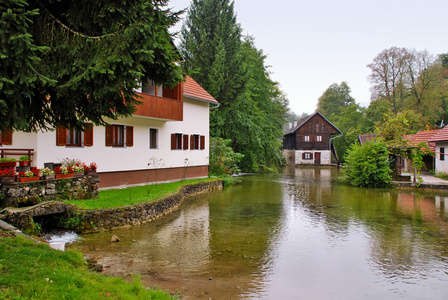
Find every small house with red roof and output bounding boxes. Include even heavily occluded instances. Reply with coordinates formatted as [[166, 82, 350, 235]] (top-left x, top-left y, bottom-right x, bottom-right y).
[[403, 129, 441, 172], [429, 126, 448, 173], [0, 76, 218, 188], [283, 112, 342, 165]]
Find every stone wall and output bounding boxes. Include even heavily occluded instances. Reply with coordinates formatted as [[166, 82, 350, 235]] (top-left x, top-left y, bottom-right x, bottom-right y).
[[0, 179, 223, 234], [80, 180, 223, 232], [0, 175, 100, 208]]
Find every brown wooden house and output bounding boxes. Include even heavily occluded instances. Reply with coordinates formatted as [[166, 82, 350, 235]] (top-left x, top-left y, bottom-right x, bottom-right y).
[[283, 112, 342, 165]]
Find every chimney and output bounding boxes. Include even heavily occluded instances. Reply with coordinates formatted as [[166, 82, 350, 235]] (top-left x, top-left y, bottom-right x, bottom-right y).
[[289, 122, 293, 129], [294, 120, 298, 127]]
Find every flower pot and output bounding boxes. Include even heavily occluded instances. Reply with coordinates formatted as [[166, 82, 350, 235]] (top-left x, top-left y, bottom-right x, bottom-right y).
[[17, 176, 39, 182], [0, 162, 17, 169], [56, 173, 74, 179], [74, 172, 84, 177], [19, 161, 30, 167], [84, 170, 97, 175], [42, 175, 55, 180], [1, 177, 15, 183]]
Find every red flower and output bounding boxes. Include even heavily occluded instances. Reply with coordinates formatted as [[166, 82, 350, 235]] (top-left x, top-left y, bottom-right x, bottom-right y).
[[0, 168, 15, 178], [89, 162, 98, 171]]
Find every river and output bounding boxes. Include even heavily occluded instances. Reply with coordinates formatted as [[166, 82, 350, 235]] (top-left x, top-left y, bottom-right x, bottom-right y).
[[68, 166, 448, 299]]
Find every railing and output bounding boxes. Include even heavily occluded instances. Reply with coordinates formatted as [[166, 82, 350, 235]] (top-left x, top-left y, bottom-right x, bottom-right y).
[[134, 93, 183, 121], [0, 148, 34, 161]]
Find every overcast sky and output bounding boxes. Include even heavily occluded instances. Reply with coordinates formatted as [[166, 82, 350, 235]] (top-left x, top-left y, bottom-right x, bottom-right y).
[[167, 0, 447, 115]]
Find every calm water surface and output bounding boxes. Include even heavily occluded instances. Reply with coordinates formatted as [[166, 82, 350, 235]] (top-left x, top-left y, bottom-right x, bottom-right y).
[[68, 166, 448, 299]]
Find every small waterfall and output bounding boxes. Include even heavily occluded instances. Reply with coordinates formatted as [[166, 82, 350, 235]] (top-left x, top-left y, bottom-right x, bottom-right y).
[[43, 231, 81, 251]]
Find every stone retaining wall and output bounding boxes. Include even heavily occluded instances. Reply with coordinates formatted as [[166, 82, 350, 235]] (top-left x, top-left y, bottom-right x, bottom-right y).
[[80, 180, 223, 232], [0, 179, 222, 234], [0, 175, 100, 208]]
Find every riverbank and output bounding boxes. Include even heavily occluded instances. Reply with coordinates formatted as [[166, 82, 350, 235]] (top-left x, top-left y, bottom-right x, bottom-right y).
[[0, 233, 176, 299], [1, 178, 223, 234], [392, 173, 448, 190], [0, 178, 224, 299]]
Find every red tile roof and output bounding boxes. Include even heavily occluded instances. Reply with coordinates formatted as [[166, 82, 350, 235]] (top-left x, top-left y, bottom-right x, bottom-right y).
[[405, 129, 441, 151], [358, 134, 379, 144], [183, 76, 219, 104], [429, 126, 448, 142]]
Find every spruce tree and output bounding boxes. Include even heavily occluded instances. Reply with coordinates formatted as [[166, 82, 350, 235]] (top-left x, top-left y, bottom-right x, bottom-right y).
[[1, 0, 183, 131], [180, 1, 288, 172], [180, 0, 245, 137]]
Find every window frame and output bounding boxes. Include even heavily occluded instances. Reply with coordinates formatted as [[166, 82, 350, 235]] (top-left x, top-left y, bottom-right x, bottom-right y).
[[441, 147, 445, 161], [304, 136, 310, 142], [171, 133, 183, 150], [316, 135, 322, 142], [56, 124, 93, 147], [0, 129, 12, 145], [105, 124, 133, 147], [149, 128, 158, 150], [302, 152, 313, 160], [190, 134, 200, 150]]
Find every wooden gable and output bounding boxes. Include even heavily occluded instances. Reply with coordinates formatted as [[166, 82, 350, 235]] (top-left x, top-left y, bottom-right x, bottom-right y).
[[283, 112, 342, 150]]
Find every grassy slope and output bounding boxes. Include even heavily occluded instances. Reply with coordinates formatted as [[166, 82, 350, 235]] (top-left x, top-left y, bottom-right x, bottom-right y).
[[0, 235, 176, 299], [64, 178, 216, 210]]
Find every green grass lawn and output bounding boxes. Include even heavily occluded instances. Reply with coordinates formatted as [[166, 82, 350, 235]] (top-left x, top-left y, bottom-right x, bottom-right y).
[[0, 235, 176, 299], [64, 178, 217, 210]]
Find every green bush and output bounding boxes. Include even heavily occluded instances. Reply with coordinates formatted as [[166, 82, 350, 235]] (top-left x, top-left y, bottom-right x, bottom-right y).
[[209, 137, 244, 176], [342, 140, 392, 188]]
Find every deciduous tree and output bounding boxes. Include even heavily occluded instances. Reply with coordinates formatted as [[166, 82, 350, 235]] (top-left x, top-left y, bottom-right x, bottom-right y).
[[367, 47, 410, 114], [316, 82, 355, 118]]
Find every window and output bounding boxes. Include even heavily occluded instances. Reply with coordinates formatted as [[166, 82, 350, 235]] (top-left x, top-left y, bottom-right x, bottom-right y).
[[149, 128, 158, 149], [171, 134, 204, 150], [171, 133, 184, 150], [141, 81, 163, 97], [0, 129, 12, 145], [67, 129, 82, 146], [441, 147, 445, 161], [191, 134, 200, 150], [105, 125, 133, 147], [56, 125, 93, 147], [304, 136, 310, 142], [302, 152, 313, 160], [316, 136, 322, 142]]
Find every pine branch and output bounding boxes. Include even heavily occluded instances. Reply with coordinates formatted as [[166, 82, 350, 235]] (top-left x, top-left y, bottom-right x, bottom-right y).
[[36, 0, 116, 40]]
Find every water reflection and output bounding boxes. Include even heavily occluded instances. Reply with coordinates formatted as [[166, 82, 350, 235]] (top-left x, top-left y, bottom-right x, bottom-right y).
[[69, 167, 448, 299]]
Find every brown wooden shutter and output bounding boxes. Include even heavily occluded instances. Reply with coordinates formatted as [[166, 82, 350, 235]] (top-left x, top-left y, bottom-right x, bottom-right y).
[[84, 124, 93, 146], [190, 135, 194, 149], [56, 126, 67, 146], [183, 134, 189, 150], [302, 153, 305, 159], [126, 126, 134, 147], [171, 134, 176, 150], [105, 125, 113, 146], [200, 135, 205, 150], [1, 129, 12, 145], [310, 153, 314, 159]]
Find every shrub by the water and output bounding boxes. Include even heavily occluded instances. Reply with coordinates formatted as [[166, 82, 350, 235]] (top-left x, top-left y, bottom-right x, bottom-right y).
[[342, 140, 392, 188]]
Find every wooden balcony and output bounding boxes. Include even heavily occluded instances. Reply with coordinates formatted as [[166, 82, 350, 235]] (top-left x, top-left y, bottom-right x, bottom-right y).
[[133, 83, 183, 121]]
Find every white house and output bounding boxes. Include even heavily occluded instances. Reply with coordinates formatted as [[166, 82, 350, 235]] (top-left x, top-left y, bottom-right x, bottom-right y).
[[429, 126, 448, 174], [0, 76, 219, 188]]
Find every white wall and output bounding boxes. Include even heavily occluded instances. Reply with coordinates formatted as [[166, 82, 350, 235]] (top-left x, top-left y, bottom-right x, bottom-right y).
[[294, 150, 332, 165], [3, 97, 210, 173], [435, 143, 448, 173]]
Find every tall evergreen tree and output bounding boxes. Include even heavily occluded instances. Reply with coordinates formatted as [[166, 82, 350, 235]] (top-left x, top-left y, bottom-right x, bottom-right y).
[[1, 0, 183, 131], [180, 0, 245, 137], [228, 37, 288, 171], [180, 1, 288, 172]]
